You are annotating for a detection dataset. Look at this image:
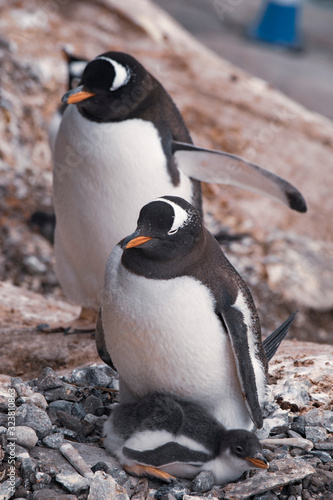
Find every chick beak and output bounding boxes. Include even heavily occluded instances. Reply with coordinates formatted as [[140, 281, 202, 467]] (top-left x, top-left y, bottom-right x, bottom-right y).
[[246, 453, 268, 469], [62, 85, 96, 104], [121, 231, 153, 249]]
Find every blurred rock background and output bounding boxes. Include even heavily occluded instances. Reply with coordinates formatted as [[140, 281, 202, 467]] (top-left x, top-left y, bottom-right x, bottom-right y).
[[0, 0, 332, 378]]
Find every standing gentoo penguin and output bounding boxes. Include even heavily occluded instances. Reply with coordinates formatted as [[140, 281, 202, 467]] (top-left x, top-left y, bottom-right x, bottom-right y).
[[97, 196, 268, 431], [52, 51, 306, 330], [103, 393, 268, 483]]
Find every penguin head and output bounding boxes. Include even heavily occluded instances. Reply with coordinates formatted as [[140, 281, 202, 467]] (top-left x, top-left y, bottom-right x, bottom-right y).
[[121, 196, 204, 270], [62, 51, 155, 122], [221, 429, 268, 471]]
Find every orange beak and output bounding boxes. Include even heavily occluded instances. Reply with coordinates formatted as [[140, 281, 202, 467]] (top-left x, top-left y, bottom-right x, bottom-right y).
[[62, 85, 96, 104], [246, 456, 269, 469], [124, 236, 153, 249]]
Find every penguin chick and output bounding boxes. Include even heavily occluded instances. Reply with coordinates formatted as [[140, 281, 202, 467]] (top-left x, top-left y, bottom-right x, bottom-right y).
[[103, 393, 268, 484], [98, 196, 268, 430], [53, 50, 306, 314]]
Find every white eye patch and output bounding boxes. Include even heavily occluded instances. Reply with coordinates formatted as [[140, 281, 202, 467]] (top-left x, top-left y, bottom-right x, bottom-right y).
[[96, 56, 131, 91], [154, 198, 188, 234]]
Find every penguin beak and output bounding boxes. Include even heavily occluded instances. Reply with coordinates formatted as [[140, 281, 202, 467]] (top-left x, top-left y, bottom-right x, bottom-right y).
[[62, 85, 96, 104], [121, 231, 153, 249], [246, 453, 268, 469]]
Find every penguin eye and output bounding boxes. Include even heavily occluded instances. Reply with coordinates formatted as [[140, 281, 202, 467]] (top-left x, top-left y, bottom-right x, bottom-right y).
[[168, 228, 178, 235], [235, 446, 243, 454]]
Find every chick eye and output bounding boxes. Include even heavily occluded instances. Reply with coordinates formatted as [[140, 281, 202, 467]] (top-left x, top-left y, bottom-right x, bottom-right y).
[[168, 228, 178, 235], [235, 446, 243, 454]]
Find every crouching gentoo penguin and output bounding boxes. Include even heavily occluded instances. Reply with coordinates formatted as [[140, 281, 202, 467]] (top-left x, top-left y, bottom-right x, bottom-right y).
[[103, 393, 268, 484], [97, 196, 268, 431]]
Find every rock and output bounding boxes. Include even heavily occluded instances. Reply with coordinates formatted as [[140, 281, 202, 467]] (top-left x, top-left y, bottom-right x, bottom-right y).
[[44, 383, 79, 403], [15, 403, 52, 439], [84, 395, 105, 416], [310, 450, 333, 463], [223, 457, 315, 499], [265, 233, 333, 311], [315, 438, 333, 451], [0, 479, 16, 500], [85, 365, 117, 388], [57, 410, 82, 433], [305, 426, 327, 443], [82, 413, 99, 436], [42, 433, 64, 449], [7, 425, 38, 449], [23, 255, 47, 274], [21, 456, 38, 482], [49, 400, 74, 414], [35, 471, 52, 485], [88, 470, 130, 500], [275, 379, 310, 407], [190, 470, 215, 493], [323, 411, 333, 432], [60, 442, 94, 479], [55, 472, 90, 493], [23, 392, 48, 410], [155, 484, 191, 500], [32, 490, 77, 500], [303, 409, 323, 427], [37, 367, 64, 391], [71, 402, 86, 420], [256, 412, 289, 439]]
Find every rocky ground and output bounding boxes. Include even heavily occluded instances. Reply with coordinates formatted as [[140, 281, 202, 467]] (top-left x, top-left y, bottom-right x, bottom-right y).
[[0, 0, 333, 498], [0, 355, 333, 499]]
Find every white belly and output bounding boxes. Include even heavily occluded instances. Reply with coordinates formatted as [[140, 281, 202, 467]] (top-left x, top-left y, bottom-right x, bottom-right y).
[[102, 246, 253, 430], [53, 106, 194, 308]]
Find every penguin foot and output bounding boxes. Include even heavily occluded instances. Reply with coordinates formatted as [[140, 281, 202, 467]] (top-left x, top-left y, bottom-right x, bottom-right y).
[[123, 464, 176, 483], [37, 307, 98, 334]]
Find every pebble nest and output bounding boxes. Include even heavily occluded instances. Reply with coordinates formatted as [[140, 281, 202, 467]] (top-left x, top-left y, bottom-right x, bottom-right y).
[[0, 365, 333, 499]]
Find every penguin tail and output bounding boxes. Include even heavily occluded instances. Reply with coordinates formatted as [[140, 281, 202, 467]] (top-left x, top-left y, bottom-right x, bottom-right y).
[[263, 310, 299, 362]]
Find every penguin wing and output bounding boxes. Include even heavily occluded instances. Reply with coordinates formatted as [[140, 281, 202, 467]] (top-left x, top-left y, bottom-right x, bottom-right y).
[[95, 307, 116, 370], [219, 306, 263, 429], [123, 441, 211, 467], [172, 142, 307, 213], [263, 310, 298, 362]]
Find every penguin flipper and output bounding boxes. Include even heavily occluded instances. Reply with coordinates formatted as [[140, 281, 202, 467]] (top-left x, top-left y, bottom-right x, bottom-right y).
[[220, 308, 263, 429], [95, 307, 116, 370], [172, 142, 307, 213], [123, 441, 210, 468], [263, 310, 298, 362]]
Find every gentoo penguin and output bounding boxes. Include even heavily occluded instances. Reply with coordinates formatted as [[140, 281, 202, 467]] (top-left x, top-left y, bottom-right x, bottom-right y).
[[103, 392, 268, 484], [98, 196, 268, 430], [52, 51, 306, 328]]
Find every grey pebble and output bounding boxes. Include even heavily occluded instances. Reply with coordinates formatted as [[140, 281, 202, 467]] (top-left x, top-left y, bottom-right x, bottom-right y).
[[56, 472, 91, 493], [310, 450, 333, 463], [323, 411, 333, 432], [57, 410, 82, 433], [21, 456, 38, 481], [7, 425, 38, 449], [191, 470, 215, 493], [88, 470, 128, 500], [82, 413, 99, 436], [72, 402, 86, 420], [253, 493, 279, 500], [155, 484, 190, 500], [49, 400, 74, 414], [315, 438, 333, 450], [85, 365, 115, 387], [32, 488, 77, 499], [15, 403, 52, 439], [44, 384, 78, 403], [37, 367, 64, 391], [305, 425, 327, 443], [84, 394, 105, 416], [23, 254, 47, 274], [42, 432, 64, 449], [303, 408, 323, 427]]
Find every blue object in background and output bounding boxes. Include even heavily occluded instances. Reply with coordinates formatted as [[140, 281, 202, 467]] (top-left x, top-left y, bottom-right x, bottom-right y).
[[247, 0, 303, 49]]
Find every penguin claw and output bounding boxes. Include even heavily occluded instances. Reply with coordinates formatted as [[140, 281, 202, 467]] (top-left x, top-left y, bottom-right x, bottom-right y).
[[36, 307, 98, 335], [123, 464, 176, 483]]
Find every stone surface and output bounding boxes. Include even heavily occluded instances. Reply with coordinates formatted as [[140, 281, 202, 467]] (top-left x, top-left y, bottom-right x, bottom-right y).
[[55, 472, 91, 493], [88, 470, 130, 500], [223, 457, 315, 499], [190, 470, 215, 493], [7, 425, 38, 449], [43, 433, 64, 449], [15, 403, 52, 439]]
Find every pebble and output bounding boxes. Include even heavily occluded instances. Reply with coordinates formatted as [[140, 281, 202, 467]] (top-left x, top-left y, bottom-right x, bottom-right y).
[[23, 392, 48, 410], [37, 367, 64, 391], [7, 425, 38, 449], [23, 255, 47, 274], [82, 413, 99, 436], [190, 470, 215, 493], [32, 490, 77, 500], [60, 442, 94, 479], [57, 410, 82, 433], [15, 403, 52, 439], [84, 395, 105, 416], [155, 484, 191, 500], [49, 400, 74, 414], [88, 470, 130, 500], [305, 425, 328, 443], [310, 450, 333, 463], [42, 432, 64, 449], [55, 472, 91, 493]]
